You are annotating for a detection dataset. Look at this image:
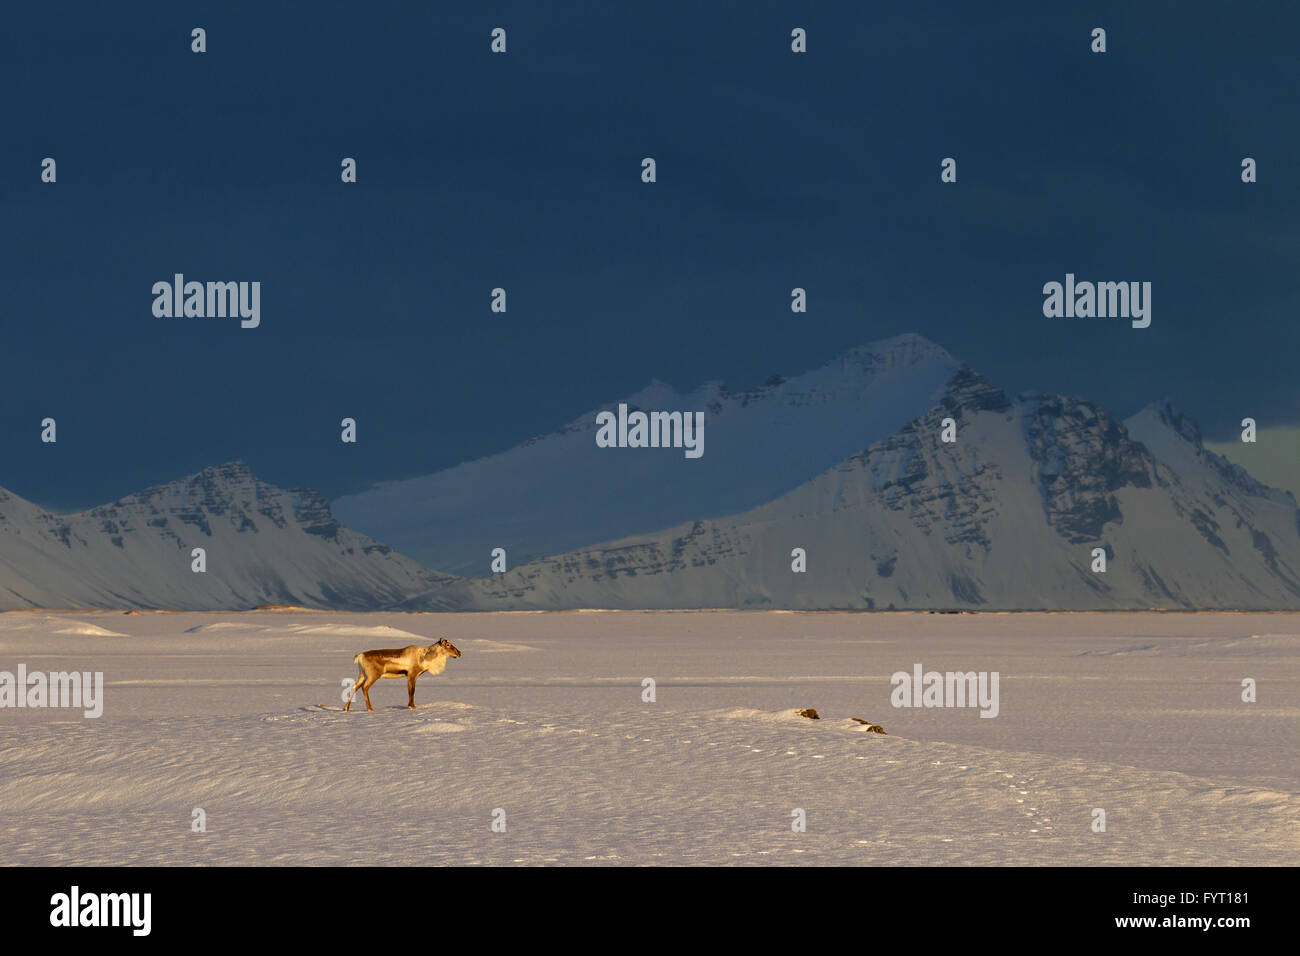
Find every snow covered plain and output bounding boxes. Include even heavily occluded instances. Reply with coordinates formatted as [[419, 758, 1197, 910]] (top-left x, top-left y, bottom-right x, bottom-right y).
[[1, 609, 1296, 866]]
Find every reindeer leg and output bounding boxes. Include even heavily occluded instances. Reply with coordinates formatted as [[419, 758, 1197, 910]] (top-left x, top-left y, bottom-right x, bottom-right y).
[[362, 677, 376, 711], [343, 674, 365, 712], [407, 673, 419, 709]]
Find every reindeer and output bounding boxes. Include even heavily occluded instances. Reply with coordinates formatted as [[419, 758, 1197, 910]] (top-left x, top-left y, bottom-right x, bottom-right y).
[[344, 639, 462, 712]]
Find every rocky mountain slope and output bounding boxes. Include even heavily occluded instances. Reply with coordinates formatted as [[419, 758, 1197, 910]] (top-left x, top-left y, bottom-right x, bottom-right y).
[[420, 370, 1300, 611]]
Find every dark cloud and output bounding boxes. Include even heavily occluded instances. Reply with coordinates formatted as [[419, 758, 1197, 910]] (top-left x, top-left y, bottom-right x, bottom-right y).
[[2, 1, 1296, 509]]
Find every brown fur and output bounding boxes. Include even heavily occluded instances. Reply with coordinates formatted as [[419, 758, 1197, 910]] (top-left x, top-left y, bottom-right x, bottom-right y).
[[344, 638, 462, 711]]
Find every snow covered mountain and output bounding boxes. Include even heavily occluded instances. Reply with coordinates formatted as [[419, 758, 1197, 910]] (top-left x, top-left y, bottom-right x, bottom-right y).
[[420, 369, 1300, 611], [5, 337, 1297, 612], [0, 461, 464, 611], [332, 333, 962, 575]]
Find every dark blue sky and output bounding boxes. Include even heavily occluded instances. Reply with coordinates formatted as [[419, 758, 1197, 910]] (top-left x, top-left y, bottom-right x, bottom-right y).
[[3, 1, 1297, 510]]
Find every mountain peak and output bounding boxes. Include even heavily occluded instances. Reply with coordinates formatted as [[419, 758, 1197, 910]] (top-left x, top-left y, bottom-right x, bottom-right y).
[[333, 333, 963, 573], [624, 378, 680, 409], [197, 460, 255, 479], [1142, 399, 1203, 447], [833, 333, 956, 371], [0, 459, 448, 611], [941, 365, 1012, 415], [1124, 402, 1290, 506]]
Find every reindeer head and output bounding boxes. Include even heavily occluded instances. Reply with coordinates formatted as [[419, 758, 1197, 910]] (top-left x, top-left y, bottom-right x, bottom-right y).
[[434, 638, 462, 659]]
